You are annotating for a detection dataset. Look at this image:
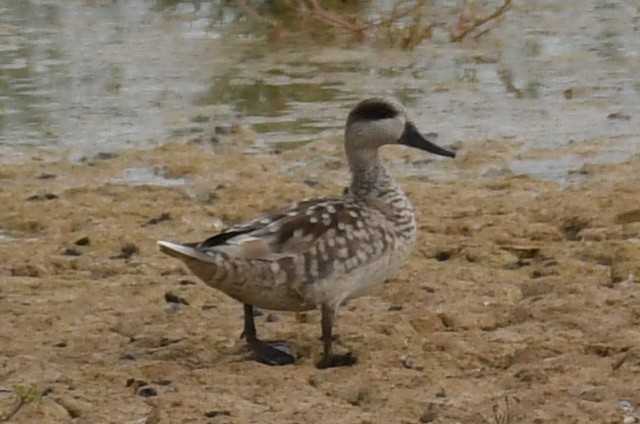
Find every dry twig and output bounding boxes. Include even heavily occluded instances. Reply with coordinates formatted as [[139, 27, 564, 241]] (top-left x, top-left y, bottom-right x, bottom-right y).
[[306, 0, 364, 41], [233, 0, 285, 40], [450, 0, 512, 42], [362, 1, 427, 30]]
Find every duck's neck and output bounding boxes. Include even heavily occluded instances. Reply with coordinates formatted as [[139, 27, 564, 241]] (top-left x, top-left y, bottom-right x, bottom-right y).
[[348, 148, 400, 198], [348, 148, 416, 239]]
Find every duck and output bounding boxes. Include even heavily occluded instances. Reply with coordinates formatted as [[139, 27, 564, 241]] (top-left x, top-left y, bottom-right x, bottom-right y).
[[157, 97, 456, 368]]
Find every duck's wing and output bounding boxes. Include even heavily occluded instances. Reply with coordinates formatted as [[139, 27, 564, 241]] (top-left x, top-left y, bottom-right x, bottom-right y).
[[195, 198, 369, 261]]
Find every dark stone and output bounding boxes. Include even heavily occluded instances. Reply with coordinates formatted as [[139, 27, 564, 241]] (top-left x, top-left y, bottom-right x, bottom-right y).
[[93, 152, 117, 161], [437, 313, 454, 329], [164, 292, 189, 305], [110, 243, 139, 259], [561, 216, 589, 241], [303, 178, 319, 187], [36, 173, 56, 179], [144, 212, 171, 226], [434, 251, 451, 261], [138, 387, 157, 398], [252, 308, 264, 317], [159, 337, 181, 347], [126, 379, 148, 388], [120, 353, 136, 361], [607, 111, 631, 120], [388, 305, 403, 311], [204, 410, 231, 418], [214, 125, 233, 135], [179, 279, 197, 286], [419, 403, 438, 423], [563, 88, 573, 100], [26, 193, 58, 201], [265, 313, 279, 323], [54, 341, 67, 348], [201, 304, 216, 311], [74, 236, 90, 246], [153, 379, 172, 386]]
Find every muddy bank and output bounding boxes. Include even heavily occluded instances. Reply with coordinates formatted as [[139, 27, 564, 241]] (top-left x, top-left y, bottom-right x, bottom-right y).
[[1, 137, 639, 423]]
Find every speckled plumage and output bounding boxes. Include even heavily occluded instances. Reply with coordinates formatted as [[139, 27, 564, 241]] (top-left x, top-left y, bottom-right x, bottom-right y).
[[157, 98, 455, 368]]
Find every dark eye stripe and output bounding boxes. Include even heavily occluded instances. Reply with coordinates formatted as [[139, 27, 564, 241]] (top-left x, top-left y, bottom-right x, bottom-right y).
[[348, 99, 399, 123]]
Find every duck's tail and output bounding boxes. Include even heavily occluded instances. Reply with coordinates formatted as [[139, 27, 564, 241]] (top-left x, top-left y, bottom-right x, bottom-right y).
[[156, 240, 216, 263]]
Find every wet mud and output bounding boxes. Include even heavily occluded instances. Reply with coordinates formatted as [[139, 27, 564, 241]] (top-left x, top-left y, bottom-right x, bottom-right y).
[[1, 136, 639, 423]]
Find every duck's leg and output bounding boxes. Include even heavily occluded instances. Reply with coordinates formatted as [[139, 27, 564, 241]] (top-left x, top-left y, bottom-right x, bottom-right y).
[[316, 304, 358, 369], [242, 304, 294, 366]]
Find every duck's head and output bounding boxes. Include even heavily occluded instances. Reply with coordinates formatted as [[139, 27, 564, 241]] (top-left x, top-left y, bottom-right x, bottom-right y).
[[345, 98, 455, 158]]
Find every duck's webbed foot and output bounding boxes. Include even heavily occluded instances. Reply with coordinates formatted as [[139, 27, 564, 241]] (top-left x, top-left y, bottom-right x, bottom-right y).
[[246, 337, 295, 365], [316, 304, 358, 369], [243, 304, 295, 366]]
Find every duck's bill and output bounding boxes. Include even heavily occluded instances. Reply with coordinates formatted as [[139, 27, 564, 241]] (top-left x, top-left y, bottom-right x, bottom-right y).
[[401, 122, 456, 158]]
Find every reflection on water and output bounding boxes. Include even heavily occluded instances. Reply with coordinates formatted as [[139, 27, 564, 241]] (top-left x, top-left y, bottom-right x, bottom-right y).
[[0, 0, 639, 182], [0, 0, 241, 156]]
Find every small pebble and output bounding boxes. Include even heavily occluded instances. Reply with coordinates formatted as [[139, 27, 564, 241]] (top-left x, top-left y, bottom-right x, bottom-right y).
[[119, 353, 136, 361], [159, 337, 181, 347], [400, 355, 414, 369], [435, 388, 446, 398], [252, 308, 264, 317], [110, 243, 139, 259], [324, 159, 342, 170], [165, 303, 181, 314], [434, 251, 451, 261], [144, 212, 171, 226], [607, 111, 631, 120], [26, 193, 58, 201], [619, 400, 635, 412], [265, 313, 279, 322], [138, 387, 157, 398], [126, 378, 148, 388], [36, 173, 56, 179], [303, 178, 319, 188], [153, 379, 172, 386], [164, 292, 189, 305], [93, 152, 117, 161], [63, 247, 82, 256], [388, 305, 403, 311], [201, 304, 216, 311], [421, 285, 436, 293], [204, 410, 231, 418], [74, 236, 90, 246], [179, 279, 197, 286], [419, 403, 438, 423], [563, 88, 574, 99], [214, 125, 233, 135], [54, 341, 67, 348]]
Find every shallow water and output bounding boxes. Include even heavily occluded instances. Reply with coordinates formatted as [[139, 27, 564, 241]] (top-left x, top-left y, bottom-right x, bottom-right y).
[[1, 0, 638, 182]]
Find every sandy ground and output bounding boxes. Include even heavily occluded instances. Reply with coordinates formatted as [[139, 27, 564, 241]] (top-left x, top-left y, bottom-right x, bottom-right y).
[[1, 134, 639, 424]]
